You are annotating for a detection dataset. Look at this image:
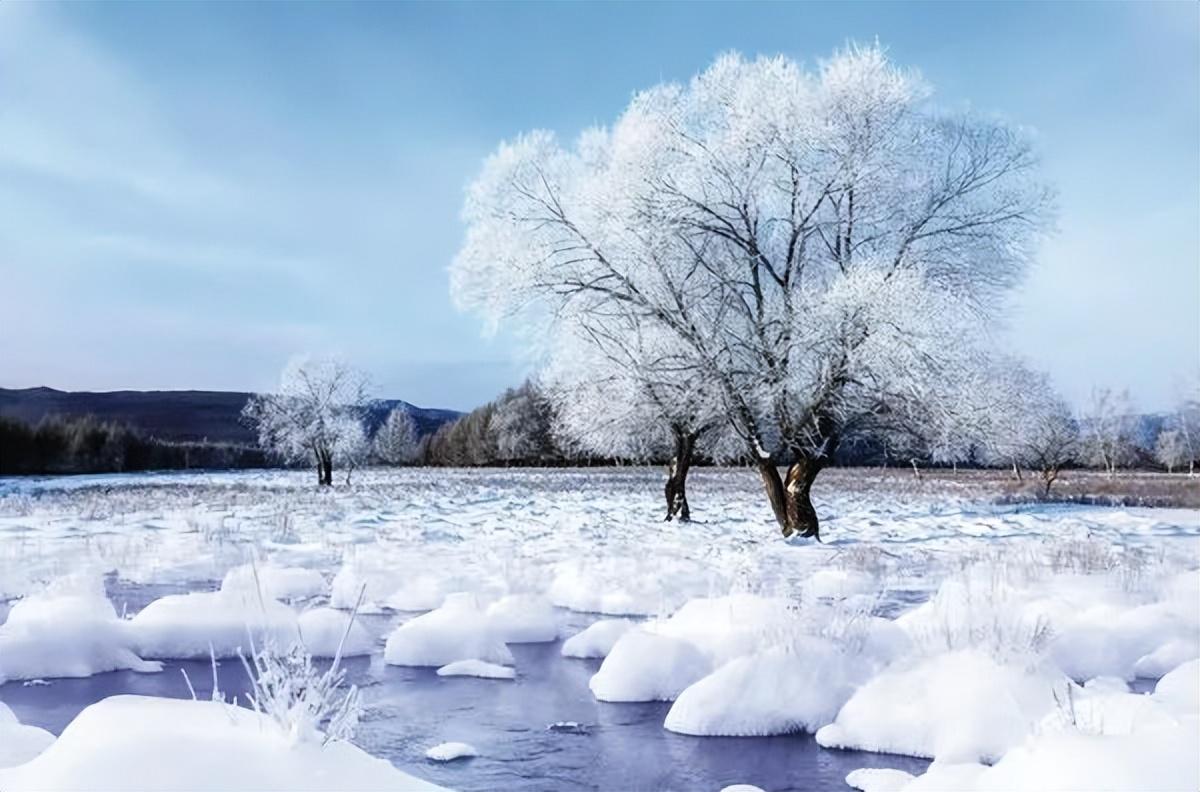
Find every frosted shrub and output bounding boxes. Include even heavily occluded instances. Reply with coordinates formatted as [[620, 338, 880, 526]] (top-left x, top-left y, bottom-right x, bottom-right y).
[[902, 573, 1053, 664], [238, 638, 361, 745]]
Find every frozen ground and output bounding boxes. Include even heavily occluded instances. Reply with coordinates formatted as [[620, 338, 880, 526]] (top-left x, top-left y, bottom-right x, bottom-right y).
[[0, 467, 1197, 791]]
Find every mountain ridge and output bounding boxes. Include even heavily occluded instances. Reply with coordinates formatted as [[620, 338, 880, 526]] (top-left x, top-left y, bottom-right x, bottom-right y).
[[0, 386, 462, 444]]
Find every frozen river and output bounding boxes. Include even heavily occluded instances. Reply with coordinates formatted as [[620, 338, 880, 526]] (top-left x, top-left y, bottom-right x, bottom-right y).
[[0, 468, 1196, 790]]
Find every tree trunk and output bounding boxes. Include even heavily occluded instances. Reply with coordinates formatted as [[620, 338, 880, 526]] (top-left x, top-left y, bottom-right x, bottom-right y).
[[664, 429, 697, 522], [1041, 465, 1058, 498], [910, 458, 923, 481], [318, 450, 333, 486], [757, 454, 823, 540], [1011, 459, 1023, 482]]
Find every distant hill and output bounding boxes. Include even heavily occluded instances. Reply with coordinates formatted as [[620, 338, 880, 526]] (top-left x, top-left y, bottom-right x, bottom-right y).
[[0, 387, 462, 444]]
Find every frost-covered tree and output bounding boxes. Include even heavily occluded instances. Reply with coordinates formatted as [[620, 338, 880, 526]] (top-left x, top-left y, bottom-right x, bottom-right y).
[[1165, 389, 1199, 476], [242, 356, 372, 486], [1155, 429, 1187, 474], [1081, 388, 1137, 477], [332, 414, 370, 485], [373, 407, 420, 465], [452, 46, 1052, 539], [540, 315, 732, 520]]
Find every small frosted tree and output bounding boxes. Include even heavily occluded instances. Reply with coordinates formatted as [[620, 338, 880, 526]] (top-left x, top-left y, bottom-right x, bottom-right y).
[[373, 407, 420, 465], [1155, 429, 1187, 474], [1081, 388, 1137, 476], [540, 315, 732, 521], [452, 45, 1051, 540], [243, 356, 372, 486]]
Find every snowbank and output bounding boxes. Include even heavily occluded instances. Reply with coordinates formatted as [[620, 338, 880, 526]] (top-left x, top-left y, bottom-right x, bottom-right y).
[[589, 629, 711, 702], [221, 564, 325, 601], [486, 594, 559, 643], [0, 695, 446, 791], [437, 659, 515, 679], [0, 702, 55, 768], [129, 576, 300, 660], [816, 649, 1064, 763], [384, 593, 513, 667], [665, 638, 863, 736], [297, 608, 374, 658], [0, 576, 161, 683], [561, 619, 635, 659]]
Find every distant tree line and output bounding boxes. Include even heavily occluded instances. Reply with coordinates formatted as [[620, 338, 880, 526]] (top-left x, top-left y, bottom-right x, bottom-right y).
[[0, 414, 266, 475]]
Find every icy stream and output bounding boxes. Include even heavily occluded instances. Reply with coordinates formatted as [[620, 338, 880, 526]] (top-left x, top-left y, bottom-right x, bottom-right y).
[[1, 578, 928, 792]]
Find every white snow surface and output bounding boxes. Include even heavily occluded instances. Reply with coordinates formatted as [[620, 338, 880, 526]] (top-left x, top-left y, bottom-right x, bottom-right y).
[[561, 619, 635, 658], [0, 702, 55, 768], [1, 467, 1197, 789], [384, 593, 514, 667], [589, 629, 712, 702], [297, 607, 374, 658], [0, 695, 446, 791], [0, 575, 161, 683]]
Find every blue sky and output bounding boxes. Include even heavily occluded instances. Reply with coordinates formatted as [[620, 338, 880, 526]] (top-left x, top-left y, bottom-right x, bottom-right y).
[[1, 2, 1196, 411]]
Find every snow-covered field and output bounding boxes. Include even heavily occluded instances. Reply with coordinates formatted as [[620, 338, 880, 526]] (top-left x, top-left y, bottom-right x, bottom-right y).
[[0, 467, 1197, 791]]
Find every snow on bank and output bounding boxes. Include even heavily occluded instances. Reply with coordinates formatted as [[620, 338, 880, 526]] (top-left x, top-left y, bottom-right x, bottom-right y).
[[297, 608, 374, 658], [0, 576, 160, 683], [0, 695, 446, 792], [221, 564, 325, 602], [589, 629, 711, 702], [384, 593, 514, 667], [0, 702, 54, 768], [130, 573, 299, 660], [816, 649, 1065, 763], [665, 639, 865, 736], [561, 619, 635, 658], [486, 594, 559, 643], [847, 658, 1200, 792]]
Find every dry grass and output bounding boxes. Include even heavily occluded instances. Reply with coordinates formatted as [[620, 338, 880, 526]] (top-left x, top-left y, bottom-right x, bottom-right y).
[[812, 466, 1199, 509]]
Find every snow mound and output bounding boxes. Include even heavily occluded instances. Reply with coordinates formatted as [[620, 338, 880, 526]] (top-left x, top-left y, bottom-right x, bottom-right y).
[[486, 594, 558, 643], [0, 576, 161, 683], [437, 659, 515, 679], [129, 580, 300, 660], [816, 649, 1064, 763], [425, 741, 477, 762], [648, 594, 792, 664], [1133, 639, 1199, 679], [844, 767, 916, 792], [0, 695, 446, 791], [589, 629, 711, 702], [221, 564, 325, 601], [1154, 658, 1199, 715], [384, 593, 513, 667], [297, 608, 374, 658], [665, 638, 863, 736], [549, 557, 705, 616], [804, 568, 876, 600], [0, 702, 55, 769], [561, 619, 635, 659]]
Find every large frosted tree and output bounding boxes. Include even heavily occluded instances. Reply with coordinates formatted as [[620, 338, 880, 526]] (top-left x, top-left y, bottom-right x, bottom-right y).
[[452, 46, 1052, 539], [243, 356, 372, 486]]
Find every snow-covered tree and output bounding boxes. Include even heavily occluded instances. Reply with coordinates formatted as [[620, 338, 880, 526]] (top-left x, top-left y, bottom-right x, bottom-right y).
[[242, 356, 372, 486], [1081, 388, 1137, 477], [1165, 389, 1199, 476], [373, 407, 420, 465], [332, 414, 370, 485], [451, 46, 1052, 539], [1155, 429, 1187, 474], [540, 315, 732, 520]]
